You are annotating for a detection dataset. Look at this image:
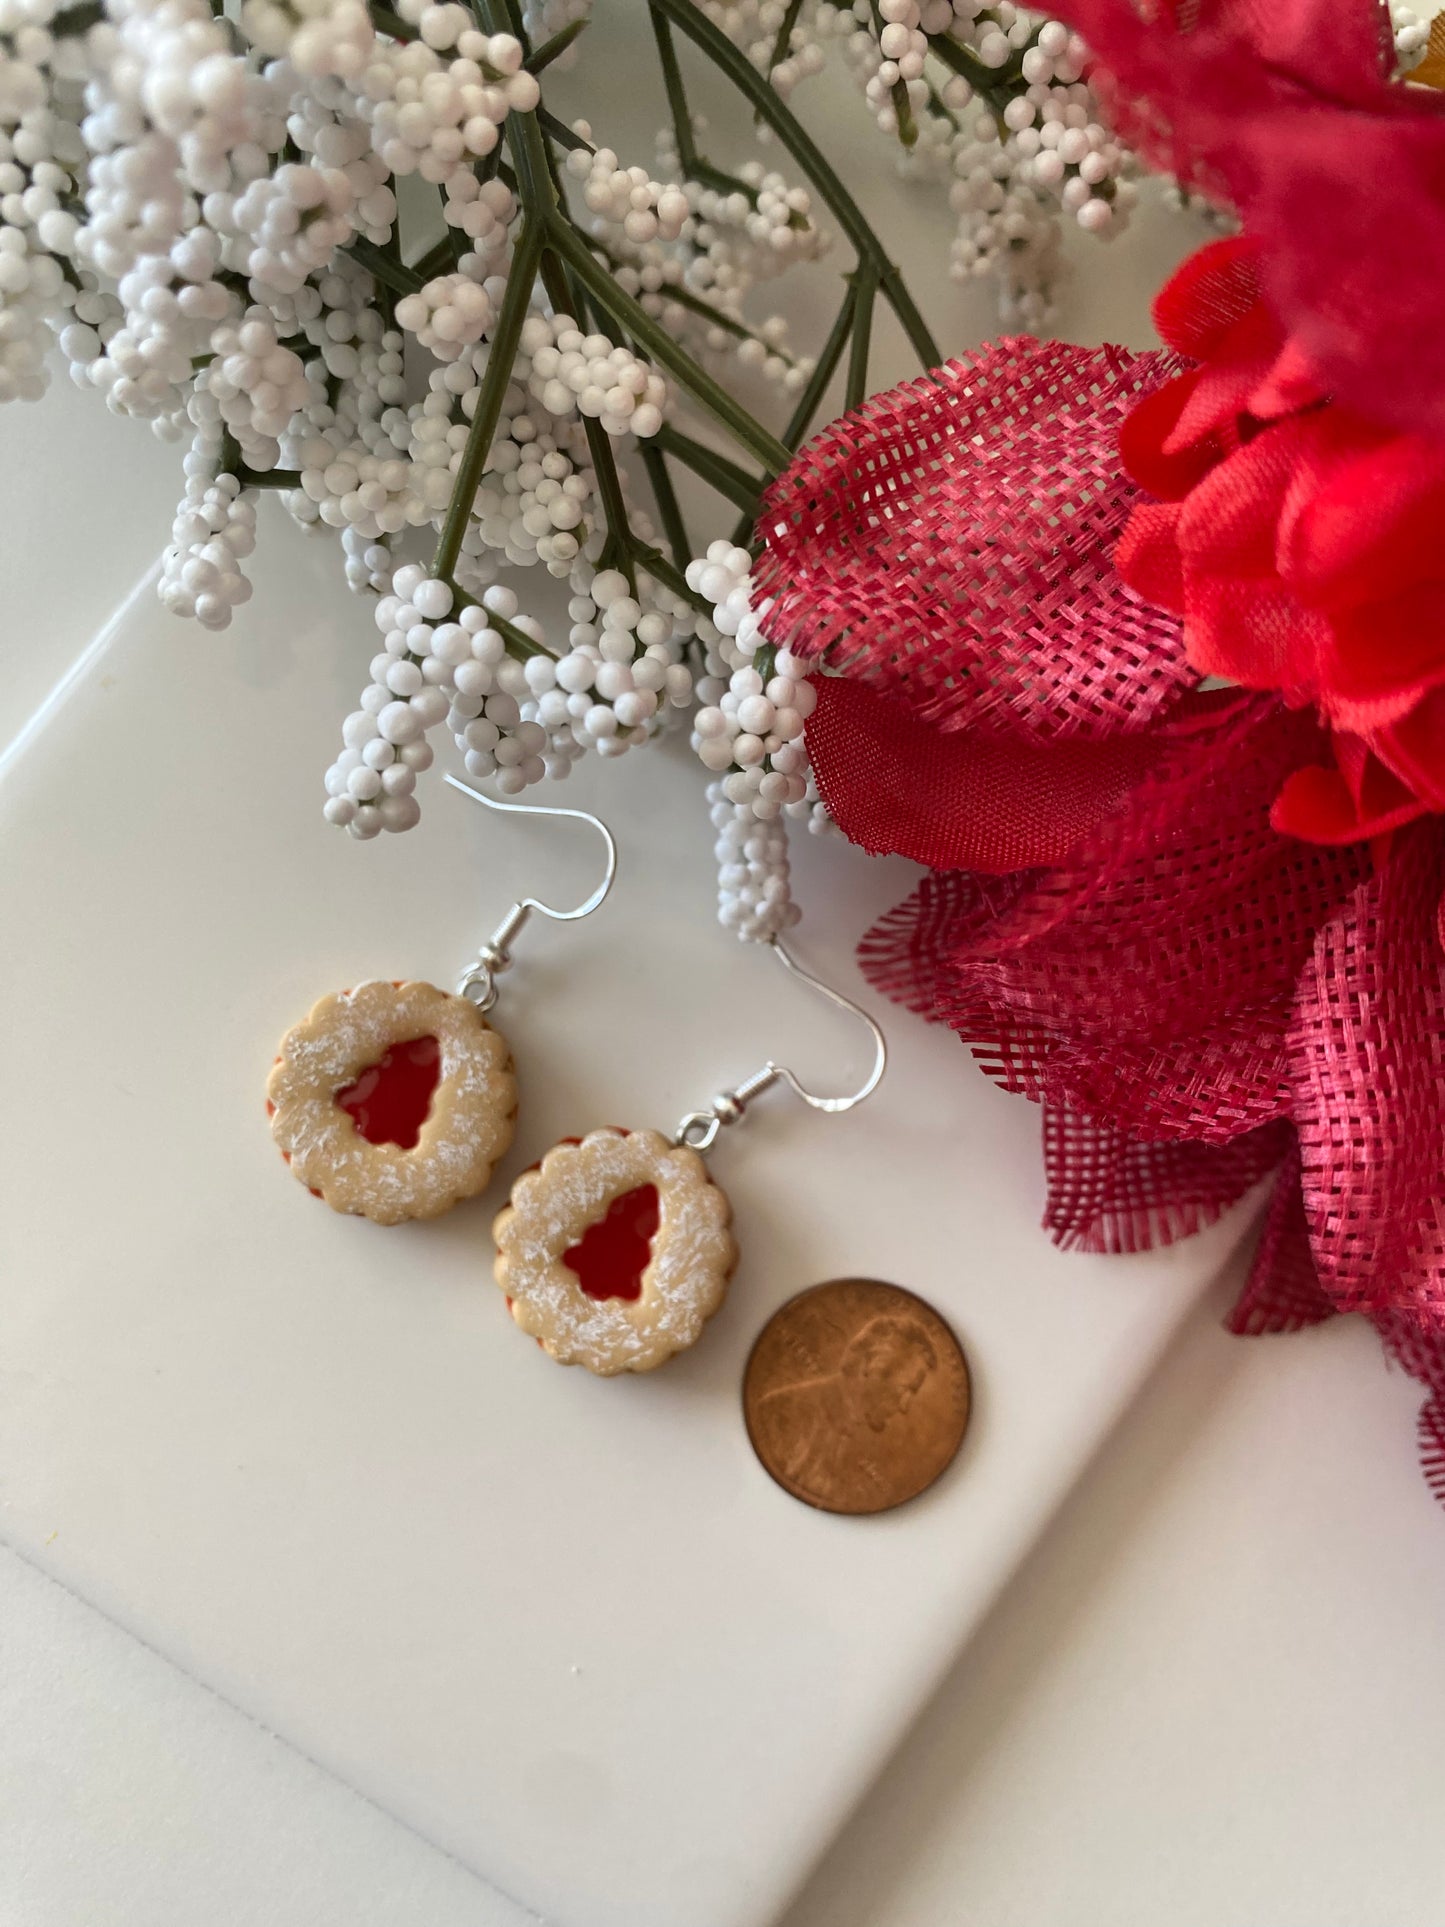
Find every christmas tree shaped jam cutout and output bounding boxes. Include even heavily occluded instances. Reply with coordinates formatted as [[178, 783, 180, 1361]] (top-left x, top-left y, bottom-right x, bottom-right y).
[[562, 1184, 660, 1301], [336, 1036, 441, 1150]]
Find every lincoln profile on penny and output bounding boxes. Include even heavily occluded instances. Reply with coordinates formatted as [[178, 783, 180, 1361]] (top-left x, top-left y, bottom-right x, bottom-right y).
[[744, 1280, 971, 1514]]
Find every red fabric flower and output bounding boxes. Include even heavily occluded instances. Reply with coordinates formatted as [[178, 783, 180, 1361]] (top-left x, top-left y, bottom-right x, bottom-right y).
[[743, 0, 1445, 1510], [1115, 235, 1445, 844], [1056, 0, 1445, 443], [755, 346, 1445, 1506]]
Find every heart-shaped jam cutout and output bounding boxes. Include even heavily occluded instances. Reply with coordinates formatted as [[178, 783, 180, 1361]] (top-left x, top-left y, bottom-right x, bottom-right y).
[[562, 1184, 659, 1302], [336, 1035, 441, 1150]]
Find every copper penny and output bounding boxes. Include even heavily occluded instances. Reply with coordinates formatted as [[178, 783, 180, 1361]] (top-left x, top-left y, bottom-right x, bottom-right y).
[[743, 1279, 971, 1515]]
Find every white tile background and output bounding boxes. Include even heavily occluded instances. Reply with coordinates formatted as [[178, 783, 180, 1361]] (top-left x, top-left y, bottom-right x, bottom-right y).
[[5, 21, 1445, 1918]]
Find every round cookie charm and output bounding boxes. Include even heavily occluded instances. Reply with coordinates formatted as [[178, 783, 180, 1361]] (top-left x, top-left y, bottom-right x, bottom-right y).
[[268, 979, 517, 1224], [493, 1127, 736, 1373]]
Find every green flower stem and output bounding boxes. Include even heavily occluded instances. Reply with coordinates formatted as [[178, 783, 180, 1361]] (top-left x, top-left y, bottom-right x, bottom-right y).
[[346, 235, 424, 297], [546, 218, 791, 475], [48, 0, 103, 33], [845, 263, 876, 411], [653, 421, 767, 514], [647, 0, 940, 369], [527, 15, 587, 71], [430, 218, 544, 583], [634, 542, 712, 617], [729, 280, 858, 542], [923, 80, 961, 134], [496, 90, 556, 207], [368, 2, 416, 40], [869, 0, 918, 148], [539, 107, 592, 153], [410, 234, 456, 282], [567, 379, 638, 589], [639, 443, 691, 572], [236, 466, 303, 489], [493, 0, 529, 49], [649, 10, 765, 208], [766, 0, 807, 77], [651, 5, 701, 172], [448, 582, 557, 659], [781, 279, 857, 448]]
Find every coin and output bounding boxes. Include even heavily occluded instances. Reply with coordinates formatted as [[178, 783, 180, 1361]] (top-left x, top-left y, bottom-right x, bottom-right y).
[[742, 1279, 971, 1515]]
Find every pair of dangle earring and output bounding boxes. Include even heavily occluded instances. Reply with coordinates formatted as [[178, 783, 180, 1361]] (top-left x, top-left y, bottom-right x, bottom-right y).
[[268, 776, 886, 1376]]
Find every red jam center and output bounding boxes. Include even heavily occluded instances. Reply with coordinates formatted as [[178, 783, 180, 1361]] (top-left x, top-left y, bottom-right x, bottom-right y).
[[562, 1184, 659, 1302], [335, 1035, 441, 1150]]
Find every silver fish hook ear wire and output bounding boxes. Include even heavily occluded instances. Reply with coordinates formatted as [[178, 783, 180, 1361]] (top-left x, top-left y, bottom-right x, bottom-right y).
[[672, 937, 887, 1152], [445, 774, 618, 1012]]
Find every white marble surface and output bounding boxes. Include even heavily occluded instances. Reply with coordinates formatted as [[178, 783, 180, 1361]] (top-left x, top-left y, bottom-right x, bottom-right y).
[[0, 499, 1248, 1927], [6, 21, 1445, 1923], [8, 1257, 1445, 1927]]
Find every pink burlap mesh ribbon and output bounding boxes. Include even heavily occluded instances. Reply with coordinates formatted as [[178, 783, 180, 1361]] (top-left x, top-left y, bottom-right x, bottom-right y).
[[757, 342, 1445, 1504]]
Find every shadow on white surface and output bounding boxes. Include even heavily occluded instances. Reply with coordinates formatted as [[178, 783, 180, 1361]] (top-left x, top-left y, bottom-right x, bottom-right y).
[[0, 1546, 534, 1927], [781, 1253, 1445, 1927]]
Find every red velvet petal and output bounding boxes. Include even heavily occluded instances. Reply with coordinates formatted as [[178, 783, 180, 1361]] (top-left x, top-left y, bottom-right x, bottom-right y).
[[1118, 372, 1221, 500], [1280, 425, 1445, 608], [1114, 500, 1186, 611], [1247, 337, 1328, 423], [1374, 689, 1445, 811], [1163, 347, 1268, 452], [1314, 584, 1445, 723], [1150, 235, 1264, 361], [1271, 760, 1427, 843]]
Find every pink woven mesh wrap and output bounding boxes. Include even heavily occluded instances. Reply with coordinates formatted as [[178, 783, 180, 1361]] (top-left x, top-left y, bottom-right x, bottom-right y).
[[758, 338, 1194, 743], [762, 349, 1445, 1504], [1054, 0, 1445, 441]]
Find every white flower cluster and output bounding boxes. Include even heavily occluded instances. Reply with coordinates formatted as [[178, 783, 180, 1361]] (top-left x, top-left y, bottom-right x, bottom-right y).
[[576, 122, 821, 398], [158, 442, 258, 629], [687, 541, 830, 938], [531, 568, 695, 757], [328, 550, 701, 835], [708, 782, 801, 940], [702, 0, 1134, 325], [395, 268, 496, 359], [241, 0, 372, 77], [1393, 0, 1434, 69], [349, 12, 539, 180], [516, 309, 668, 439], [566, 142, 690, 246], [0, 0, 1185, 930], [0, 36, 85, 403]]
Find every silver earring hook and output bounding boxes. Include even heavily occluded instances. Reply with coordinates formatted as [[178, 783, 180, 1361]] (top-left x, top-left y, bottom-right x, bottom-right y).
[[673, 937, 887, 1151], [445, 774, 617, 1008]]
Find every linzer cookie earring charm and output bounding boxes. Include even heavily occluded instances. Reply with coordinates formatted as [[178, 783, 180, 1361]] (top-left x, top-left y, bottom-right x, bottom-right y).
[[493, 939, 887, 1374], [266, 778, 615, 1224]]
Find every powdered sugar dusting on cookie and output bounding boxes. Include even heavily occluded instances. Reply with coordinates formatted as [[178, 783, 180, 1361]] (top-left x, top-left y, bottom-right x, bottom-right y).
[[268, 980, 517, 1223], [493, 1128, 736, 1374]]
